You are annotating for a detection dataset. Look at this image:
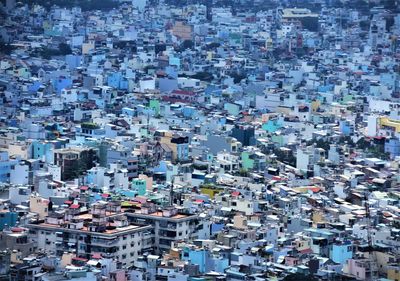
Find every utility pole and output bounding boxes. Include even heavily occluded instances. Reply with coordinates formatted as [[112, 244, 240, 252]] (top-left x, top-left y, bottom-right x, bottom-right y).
[[364, 191, 377, 280], [169, 175, 174, 206]]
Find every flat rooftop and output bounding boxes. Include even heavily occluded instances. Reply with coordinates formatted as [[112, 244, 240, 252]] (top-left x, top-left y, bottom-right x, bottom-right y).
[[28, 221, 151, 236]]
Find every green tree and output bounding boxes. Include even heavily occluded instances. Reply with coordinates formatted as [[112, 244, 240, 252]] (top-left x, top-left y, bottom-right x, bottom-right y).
[[239, 168, 249, 177], [338, 136, 354, 146], [180, 40, 194, 50], [315, 139, 330, 151], [274, 148, 296, 167], [359, 20, 370, 31], [39, 47, 53, 59], [356, 137, 370, 149], [190, 72, 213, 82], [229, 72, 246, 84], [0, 42, 15, 55], [58, 42, 72, 55]]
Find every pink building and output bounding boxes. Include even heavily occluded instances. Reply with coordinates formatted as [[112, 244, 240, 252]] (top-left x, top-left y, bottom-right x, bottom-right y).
[[110, 270, 127, 281]]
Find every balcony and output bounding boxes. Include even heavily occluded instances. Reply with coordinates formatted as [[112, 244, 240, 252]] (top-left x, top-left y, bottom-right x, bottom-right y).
[[159, 230, 177, 239], [89, 238, 119, 246], [158, 222, 177, 230], [142, 238, 154, 247], [91, 246, 119, 256], [159, 239, 172, 246], [101, 252, 117, 259]]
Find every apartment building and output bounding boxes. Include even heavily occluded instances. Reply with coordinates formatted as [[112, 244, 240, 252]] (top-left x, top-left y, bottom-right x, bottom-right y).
[[53, 146, 97, 181], [27, 202, 154, 267], [125, 203, 208, 254]]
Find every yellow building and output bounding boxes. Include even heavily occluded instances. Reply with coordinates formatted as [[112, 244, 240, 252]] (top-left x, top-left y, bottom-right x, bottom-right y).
[[233, 215, 247, 230], [206, 51, 214, 61], [387, 265, 400, 281], [281, 8, 318, 20], [61, 252, 76, 268], [312, 210, 325, 224], [159, 131, 189, 162], [30, 194, 50, 219], [200, 186, 223, 199], [311, 100, 321, 112], [379, 117, 400, 133]]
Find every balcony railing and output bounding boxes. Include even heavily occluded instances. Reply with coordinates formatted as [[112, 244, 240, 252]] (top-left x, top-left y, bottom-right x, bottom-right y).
[[159, 223, 177, 230]]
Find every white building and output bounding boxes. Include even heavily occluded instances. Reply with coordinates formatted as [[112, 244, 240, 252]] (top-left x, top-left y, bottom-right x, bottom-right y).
[[28, 202, 154, 267], [10, 161, 29, 185]]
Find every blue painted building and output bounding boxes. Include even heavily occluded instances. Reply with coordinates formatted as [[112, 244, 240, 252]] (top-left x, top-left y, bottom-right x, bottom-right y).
[[262, 119, 282, 133], [182, 248, 212, 273], [117, 189, 136, 199], [53, 77, 72, 94], [0, 151, 16, 183], [32, 140, 64, 163], [91, 53, 106, 63], [176, 141, 189, 161], [122, 107, 136, 117], [213, 257, 229, 273], [211, 223, 224, 235], [158, 77, 178, 92], [317, 85, 334, 93], [107, 72, 129, 90], [182, 106, 196, 119], [330, 242, 353, 265], [132, 179, 146, 196], [28, 81, 43, 93], [339, 119, 353, 136], [385, 138, 400, 158], [65, 54, 82, 69], [169, 56, 181, 69], [0, 211, 17, 230], [204, 84, 222, 97], [165, 66, 178, 78]]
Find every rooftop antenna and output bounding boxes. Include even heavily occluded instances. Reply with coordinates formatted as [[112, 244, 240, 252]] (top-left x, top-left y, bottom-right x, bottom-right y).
[[147, 111, 150, 135], [170, 176, 174, 206]]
